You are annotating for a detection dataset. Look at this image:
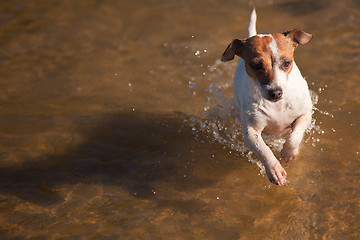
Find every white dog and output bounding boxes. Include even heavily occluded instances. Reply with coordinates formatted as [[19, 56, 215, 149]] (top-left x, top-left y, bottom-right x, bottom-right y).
[[221, 9, 313, 185]]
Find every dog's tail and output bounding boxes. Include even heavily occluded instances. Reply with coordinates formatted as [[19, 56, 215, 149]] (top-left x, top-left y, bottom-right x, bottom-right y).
[[247, 8, 257, 37]]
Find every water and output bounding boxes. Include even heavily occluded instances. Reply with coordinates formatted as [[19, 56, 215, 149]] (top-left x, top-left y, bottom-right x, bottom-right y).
[[0, 0, 359, 239]]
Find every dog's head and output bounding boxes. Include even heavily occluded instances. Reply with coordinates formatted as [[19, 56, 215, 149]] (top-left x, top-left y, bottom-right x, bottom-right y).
[[221, 30, 312, 102]]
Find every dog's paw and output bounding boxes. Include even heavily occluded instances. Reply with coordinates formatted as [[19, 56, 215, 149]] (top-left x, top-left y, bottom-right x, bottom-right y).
[[265, 161, 287, 186], [281, 144, 299, 162]]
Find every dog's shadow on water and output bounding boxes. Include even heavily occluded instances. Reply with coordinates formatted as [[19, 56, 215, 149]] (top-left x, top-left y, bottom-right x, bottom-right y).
[[0, 111, 242, 207]]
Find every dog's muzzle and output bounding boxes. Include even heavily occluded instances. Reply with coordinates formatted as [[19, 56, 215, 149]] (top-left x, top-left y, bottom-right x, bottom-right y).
[[268, 88, 283, 101]]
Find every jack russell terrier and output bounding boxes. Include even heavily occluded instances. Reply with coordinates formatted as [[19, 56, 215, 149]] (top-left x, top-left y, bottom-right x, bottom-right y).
[[221, 9, 313, 185]]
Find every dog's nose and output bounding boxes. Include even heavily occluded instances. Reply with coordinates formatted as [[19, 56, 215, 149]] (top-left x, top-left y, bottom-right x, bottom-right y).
[[269, 88, 283, 101]]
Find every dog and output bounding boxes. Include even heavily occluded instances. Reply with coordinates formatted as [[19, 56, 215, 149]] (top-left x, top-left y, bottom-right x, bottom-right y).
[[221, 9, 313, 185]]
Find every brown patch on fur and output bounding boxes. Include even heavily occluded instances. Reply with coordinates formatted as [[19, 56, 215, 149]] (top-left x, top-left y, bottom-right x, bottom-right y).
[[239, 35, 274, 85], [272, 33, 296, 75], [240, 34, 297, 84], [283, 29, 313, 45], [222, 30, 310, 85]]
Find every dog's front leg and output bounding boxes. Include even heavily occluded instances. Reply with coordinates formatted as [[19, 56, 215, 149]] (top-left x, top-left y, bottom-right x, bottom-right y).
[[281, 111, 312, 161], [243, 126, 287, 185]]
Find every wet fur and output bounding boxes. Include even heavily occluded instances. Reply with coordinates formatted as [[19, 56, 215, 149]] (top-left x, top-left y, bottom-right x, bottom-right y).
[[221, 9, 313, 185]]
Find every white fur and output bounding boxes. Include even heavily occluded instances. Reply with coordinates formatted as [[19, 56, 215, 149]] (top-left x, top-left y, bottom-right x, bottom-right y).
[[248, 8, 257, 37], [233, 11, 313, 185]]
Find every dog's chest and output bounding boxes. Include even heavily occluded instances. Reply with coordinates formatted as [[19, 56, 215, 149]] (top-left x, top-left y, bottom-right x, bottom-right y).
[[261, 95, 307, 135]]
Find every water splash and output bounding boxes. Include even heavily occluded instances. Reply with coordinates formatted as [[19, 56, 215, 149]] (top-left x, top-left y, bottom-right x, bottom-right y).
[[183, 59, 329, 175]]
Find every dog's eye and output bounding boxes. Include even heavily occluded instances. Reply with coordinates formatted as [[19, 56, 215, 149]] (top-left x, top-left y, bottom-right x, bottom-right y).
[[281, 60, 292, 70], [250, 61, 263, 71]]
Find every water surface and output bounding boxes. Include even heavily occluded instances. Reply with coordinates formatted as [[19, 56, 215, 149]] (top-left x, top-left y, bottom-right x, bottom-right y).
[[0, 0, 359, 239]]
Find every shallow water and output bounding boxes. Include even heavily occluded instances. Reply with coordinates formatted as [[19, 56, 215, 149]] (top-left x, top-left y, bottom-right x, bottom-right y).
[[0, 0, 359, 239]]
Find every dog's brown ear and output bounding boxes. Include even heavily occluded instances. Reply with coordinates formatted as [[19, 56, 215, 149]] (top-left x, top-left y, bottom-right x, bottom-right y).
[[283, 29, 312, 45], [221, 39, 245, 62]]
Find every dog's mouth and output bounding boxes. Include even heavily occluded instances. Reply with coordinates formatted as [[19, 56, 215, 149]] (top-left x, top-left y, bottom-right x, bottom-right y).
[[268, 97, 282, 102], [263, 95, 282, 102]]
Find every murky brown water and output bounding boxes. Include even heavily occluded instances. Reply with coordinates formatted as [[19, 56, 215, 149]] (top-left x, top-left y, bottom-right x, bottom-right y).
[[0, 0, 359, 239]]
